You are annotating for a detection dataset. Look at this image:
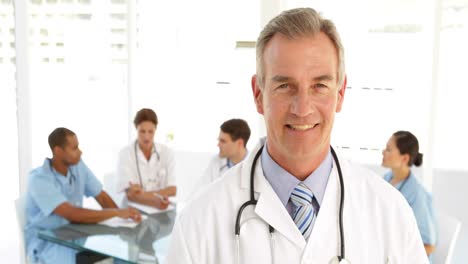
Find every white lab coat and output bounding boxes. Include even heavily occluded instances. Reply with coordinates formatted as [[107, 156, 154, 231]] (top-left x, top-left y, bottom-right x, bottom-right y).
[[115, 141, 176, 193], [166, 142, 428, 264], [198, 155, 229, 186], [189, 155, 229, 198]]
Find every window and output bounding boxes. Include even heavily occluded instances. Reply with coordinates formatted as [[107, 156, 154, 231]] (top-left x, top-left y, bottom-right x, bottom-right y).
[[434, 0, 468, 170], [27, 0, 129, 179], [0, 0, 19, 261]]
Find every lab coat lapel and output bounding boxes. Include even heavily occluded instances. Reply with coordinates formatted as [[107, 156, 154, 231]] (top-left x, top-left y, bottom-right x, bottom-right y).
[[240, 141, 306, 249]]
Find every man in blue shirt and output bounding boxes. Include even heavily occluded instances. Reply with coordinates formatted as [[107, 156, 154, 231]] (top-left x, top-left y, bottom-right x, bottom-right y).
[[24, 127, 142, 263]]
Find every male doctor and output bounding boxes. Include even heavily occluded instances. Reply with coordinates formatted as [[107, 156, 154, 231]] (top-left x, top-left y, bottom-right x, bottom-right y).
[[201, 119, 251, 184], [166, 7, 428, 263]]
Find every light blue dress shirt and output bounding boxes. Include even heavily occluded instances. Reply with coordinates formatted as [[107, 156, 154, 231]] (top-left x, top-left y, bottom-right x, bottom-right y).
[[24, 158, 103, 264], [384, 171, 437, 246], [261, 143, 332, 225]]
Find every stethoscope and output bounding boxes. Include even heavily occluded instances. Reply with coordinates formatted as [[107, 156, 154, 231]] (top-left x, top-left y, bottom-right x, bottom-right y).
[[49, 159, 79, 205], [134, 140, 160, 187], [235, 145, 349, 264]]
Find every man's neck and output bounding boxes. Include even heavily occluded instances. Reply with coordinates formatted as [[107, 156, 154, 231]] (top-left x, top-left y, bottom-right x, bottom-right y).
[[265, 140, 330, 181], [230, 148, 247, 165], [51, 158, 68, 176]]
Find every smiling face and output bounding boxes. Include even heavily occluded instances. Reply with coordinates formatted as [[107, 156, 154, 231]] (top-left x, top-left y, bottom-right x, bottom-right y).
[[252, 32, 346, 167]]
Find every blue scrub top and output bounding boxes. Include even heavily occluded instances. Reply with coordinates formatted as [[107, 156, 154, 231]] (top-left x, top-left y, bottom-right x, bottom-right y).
[[24, 158, 103, 263], [384, 171, 437, 245]]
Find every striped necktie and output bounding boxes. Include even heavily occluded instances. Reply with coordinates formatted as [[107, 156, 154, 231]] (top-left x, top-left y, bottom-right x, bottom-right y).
[[291, 183, 315, 240]]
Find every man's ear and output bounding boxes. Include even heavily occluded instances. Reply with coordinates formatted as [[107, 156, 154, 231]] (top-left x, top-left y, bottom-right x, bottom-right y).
[[236, 138, 245, 149], [53, 145, 63, 156], [251, 75, 264, 115], [336, 75, 347, 113]]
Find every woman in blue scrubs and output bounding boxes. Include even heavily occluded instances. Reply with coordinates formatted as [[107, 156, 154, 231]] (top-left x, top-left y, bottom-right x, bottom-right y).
[[382, 131, 437, 258]]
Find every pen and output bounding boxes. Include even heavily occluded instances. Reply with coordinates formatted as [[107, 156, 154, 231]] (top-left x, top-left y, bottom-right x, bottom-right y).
[[153, 192, 173, 204]]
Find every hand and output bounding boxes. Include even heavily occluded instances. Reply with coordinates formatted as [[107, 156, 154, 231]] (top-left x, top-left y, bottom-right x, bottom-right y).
[[127, 182, 143, 196], [118, 207, 142, 223], [154, 193, 170, 210]]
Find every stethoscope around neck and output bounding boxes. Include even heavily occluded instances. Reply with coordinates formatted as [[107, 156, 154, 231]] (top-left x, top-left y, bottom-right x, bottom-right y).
[[134, 140, 160, 187], [234, 145, 349, 264]]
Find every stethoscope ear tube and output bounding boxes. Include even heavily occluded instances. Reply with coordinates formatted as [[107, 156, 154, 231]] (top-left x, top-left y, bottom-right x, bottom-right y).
[[330, 147, 345, 260], [235, 200, 257, 235], [235, 146, 264, 235]]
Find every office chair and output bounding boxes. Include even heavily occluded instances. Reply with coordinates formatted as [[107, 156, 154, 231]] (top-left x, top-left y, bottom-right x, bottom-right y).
[[15, 196, 29, 264], [432, 211, 462, 264]]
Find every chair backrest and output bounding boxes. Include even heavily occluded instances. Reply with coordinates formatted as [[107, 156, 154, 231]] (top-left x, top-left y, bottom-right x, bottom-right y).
[[15, 196, 28, 264], [102, 172, 126, 208], [433, 211, 462, 264], [103, 172, 115, 195]]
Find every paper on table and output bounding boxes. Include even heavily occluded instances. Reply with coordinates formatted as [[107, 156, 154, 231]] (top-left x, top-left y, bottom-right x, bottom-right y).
[[168, 196, 177, 204], [128, 201, 175, 215], [99, 215, 147, 228]]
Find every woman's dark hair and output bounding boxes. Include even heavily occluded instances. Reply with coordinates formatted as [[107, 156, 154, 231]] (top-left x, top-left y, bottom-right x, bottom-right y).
[[393, 131, 423, 167], [134, 108, 158, 128]]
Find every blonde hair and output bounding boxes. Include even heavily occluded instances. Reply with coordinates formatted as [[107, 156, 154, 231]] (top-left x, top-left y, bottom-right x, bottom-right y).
[[256, 8, 345, 88]]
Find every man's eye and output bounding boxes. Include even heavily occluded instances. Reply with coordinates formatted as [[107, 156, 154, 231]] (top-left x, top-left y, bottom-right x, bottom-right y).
[[276, 83, 289, 89], [314, 83, 330, 94]]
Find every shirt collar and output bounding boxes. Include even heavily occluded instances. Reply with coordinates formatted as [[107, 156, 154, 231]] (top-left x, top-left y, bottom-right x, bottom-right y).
[[136, 141, 158, 161], [227, 150, 249, 168], [384, 171, 417, 192], [261, 143, 333, 207], [44, 158, 73, 184]]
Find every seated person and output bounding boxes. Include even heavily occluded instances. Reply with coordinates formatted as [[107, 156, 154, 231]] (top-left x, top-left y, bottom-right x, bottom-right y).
[[116, 108, 176, 209], [382, 130, 437, 258], [199, 118, 251, 186], [25, 127, 141, 264]]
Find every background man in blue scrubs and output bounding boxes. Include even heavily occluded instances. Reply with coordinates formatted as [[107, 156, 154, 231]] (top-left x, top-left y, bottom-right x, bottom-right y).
[[24, 127, 142, 263]]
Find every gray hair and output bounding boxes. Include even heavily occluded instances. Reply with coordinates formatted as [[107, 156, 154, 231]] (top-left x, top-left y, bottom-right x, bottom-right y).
[[256, 8, 345, 88]]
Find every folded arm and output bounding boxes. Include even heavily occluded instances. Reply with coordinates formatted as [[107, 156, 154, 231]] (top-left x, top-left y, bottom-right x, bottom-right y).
[[126, 183, 170, 209], [152, 186, 177, 197]]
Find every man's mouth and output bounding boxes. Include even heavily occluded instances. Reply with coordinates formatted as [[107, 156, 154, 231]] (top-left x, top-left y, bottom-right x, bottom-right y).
[[286, 124, 318, 131]]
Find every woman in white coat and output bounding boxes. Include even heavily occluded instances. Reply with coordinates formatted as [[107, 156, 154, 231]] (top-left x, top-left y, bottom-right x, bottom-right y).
[[166, 8, 427, 263], [116, 108, 176, 209]]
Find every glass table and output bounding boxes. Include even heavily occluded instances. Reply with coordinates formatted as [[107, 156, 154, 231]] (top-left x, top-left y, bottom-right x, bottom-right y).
[[38, 210, 176, 264]]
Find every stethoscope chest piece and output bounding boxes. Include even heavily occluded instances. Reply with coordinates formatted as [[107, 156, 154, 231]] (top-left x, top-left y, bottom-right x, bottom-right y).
[[329, 256, 351, 264]]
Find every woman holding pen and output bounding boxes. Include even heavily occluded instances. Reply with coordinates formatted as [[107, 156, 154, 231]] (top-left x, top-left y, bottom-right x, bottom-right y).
[[116, 108, 176, 209]]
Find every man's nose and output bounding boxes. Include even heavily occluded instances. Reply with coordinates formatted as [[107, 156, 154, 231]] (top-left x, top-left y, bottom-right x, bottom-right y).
[[290, 88, 314, 117]]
